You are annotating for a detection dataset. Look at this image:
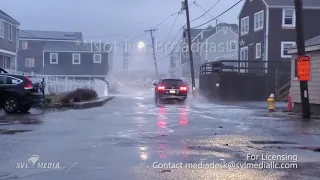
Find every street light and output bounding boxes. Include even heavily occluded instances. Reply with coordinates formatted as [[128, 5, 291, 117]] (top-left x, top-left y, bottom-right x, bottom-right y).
[[136, 41, 146, 51]]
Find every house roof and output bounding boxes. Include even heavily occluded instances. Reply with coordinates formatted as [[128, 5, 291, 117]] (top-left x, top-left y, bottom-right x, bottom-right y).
[[43, 41, 111, 53], [19, 30, 83, 40], [305, 35, 320, 47], [186, 23, 238, 43], [215, 23, 238, 34], [287, 34, 320, 54], [264, 0, 320, 7], [0, 9, 19, 25]]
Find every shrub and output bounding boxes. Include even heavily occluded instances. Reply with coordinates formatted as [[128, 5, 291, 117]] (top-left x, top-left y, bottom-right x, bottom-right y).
[[59, 88, 98, 104]]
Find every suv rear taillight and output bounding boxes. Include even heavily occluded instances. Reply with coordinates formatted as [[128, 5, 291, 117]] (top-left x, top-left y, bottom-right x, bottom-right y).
[[157, 86, 165, 90], [180, 86, 187, 91], [24, 76, 33, 89]]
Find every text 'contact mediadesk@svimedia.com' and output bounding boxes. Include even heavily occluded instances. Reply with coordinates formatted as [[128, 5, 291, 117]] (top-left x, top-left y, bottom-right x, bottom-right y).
[[152, 153, 299, 169]]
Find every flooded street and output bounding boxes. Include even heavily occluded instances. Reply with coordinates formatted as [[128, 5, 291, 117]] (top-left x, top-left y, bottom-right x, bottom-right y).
[[0, 89, 320, 180]]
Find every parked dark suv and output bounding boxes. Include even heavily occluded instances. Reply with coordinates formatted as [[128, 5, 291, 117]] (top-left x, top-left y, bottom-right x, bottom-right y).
[[0, 73, 44, 113], [153, 78, 188, 103]]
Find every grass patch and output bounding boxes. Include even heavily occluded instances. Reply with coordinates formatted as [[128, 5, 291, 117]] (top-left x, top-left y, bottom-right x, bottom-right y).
[[40, 88, 98, 109], [59, 88, 98, 103]]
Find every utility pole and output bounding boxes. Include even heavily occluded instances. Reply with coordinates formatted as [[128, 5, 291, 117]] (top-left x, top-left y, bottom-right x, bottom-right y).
[[182, 0, 196, 97], [120, 44, 129, 74], [294, 0, 310, 118], [144, 29, 159, 79]]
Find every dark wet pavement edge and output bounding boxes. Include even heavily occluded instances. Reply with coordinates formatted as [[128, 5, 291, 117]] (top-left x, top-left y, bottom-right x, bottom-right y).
[[73, 96, 116, 109]]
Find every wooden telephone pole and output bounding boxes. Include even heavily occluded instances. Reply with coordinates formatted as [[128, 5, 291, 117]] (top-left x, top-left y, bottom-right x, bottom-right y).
[[144, 29, 159, 79], [183, 0, 196, 97], [294, 0, 310, 118]]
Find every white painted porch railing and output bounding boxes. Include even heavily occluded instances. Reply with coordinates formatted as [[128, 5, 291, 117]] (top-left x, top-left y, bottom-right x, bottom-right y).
[[43, 77, 108, 98], [4, 69, 108, 98]]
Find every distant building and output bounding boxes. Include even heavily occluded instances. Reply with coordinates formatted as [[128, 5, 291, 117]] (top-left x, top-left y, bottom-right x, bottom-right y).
[[17, 30, 112, 79], [200, 26, 238, 67], [170, 23, 238, 80], [0, 9, 20, 71]]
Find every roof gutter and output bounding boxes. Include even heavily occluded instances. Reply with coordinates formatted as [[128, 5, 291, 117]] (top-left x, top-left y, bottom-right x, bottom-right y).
[[0, 13, 20, 25], [288, 44, 320, 54], [268, 5, 320, 9]]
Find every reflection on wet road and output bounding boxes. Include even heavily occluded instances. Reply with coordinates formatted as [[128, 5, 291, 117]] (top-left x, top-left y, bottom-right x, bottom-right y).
[[0, 90, 320, 180]]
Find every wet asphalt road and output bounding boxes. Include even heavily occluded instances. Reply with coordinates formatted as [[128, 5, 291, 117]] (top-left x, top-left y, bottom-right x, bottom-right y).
[[0, 89, 320, 180]]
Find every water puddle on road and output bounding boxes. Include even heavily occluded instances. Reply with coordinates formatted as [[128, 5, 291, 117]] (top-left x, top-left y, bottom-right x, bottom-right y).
[[0, 114, 43, 125], [250, 140, 298, 145], [0, 129, 32, 135]]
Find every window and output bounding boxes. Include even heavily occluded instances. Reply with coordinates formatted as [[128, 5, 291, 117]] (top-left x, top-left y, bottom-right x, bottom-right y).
[[50, 53, 58, 64], [254, 10, 264, 31], [0, 76, 5, 84], [160, 79, 184, 86], [0, 20, 4, 38], [240, 16, 249, 35], [255, 43, 262, 59], [8, 25, 12, 41], [230, 40, 237, 51], [72, 53, 81, 64], [0, 76, 22, 85], [21, 41, 28, 49], [240, 46, 248, 71], [93, 54, 101, 63], [281, 42, 295, 58], [282, 9, 295, 27], [25, 58, 35, 67], [6, 76, 22, 85]]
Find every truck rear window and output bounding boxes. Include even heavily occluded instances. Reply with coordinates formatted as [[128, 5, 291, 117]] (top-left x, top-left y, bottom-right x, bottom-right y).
[[160, 79, 184, 86]]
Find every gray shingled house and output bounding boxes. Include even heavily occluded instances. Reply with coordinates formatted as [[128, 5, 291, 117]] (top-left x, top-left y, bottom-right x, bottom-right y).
[[178, 23, 238, 79], [0, 9, 19, 71], [288, 35, 320, 115], [238, 0, 320, 99], [17, 30, 111, 79]]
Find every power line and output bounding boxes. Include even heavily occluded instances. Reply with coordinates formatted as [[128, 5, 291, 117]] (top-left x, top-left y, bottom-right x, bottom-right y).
[[192, 0, 243, 28], [159, 36, 183, 61], [194, 2, 228, 25], [194, 3, 214, 19], [153, 11, 181, 29], [190, 0, 221, 22], [152, 2, 194, 29], [114, 32, 148, 46], [166, 26, 185, 48], [159, 26, 185, 61], [163, 11, 182, 46], [114, 3, 193, 47], [155, 0, 242, 65]]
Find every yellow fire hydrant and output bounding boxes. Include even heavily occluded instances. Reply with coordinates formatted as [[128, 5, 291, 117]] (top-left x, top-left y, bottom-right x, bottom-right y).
[[267, 93, 275, 112]]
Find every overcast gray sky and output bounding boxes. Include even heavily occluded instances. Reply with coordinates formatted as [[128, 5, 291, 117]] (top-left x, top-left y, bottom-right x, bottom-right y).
[[2, 0, 242, 74]]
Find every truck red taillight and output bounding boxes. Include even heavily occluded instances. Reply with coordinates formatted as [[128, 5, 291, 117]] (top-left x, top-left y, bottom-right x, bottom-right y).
[[157, 86, 165, 90], [24, 76, 33, 89], [180, 86, 187, 91]]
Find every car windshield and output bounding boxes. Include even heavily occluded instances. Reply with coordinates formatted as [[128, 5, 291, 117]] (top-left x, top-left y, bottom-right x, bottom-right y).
[[161, 79, 184, 86]]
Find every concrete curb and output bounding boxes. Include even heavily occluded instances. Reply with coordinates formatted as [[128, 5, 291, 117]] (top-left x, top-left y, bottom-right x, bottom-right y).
[[72, 96, 115, 109], [271, 111, 320, 120]]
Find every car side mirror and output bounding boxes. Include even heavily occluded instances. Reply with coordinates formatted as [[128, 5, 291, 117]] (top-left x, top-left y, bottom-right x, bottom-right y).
[[153, 83, 157, 86]]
